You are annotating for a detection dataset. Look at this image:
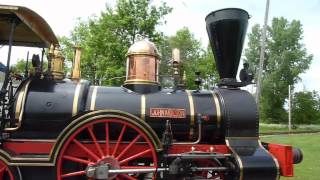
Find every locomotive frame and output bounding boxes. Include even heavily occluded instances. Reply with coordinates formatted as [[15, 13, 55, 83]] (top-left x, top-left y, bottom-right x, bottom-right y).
[[0, 4, 302, 180]]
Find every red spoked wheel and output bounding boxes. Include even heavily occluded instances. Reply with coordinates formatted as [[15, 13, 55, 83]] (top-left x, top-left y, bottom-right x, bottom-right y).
[[0, 159, 14, 180], [57, 118, 158, 180], [195, 159, 224, 179]]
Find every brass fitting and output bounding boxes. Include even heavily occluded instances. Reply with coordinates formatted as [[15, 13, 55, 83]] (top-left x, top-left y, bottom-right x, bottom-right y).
[[51, 45, 65, 80], [71, 46, 82, 80]]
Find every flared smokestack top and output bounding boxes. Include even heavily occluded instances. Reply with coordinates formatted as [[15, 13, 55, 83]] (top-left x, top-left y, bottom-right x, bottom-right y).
[[205, 8, 249, 86]]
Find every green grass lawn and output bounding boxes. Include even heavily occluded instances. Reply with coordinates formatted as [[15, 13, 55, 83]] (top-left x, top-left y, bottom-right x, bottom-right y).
[[261, 133, 320, 180]]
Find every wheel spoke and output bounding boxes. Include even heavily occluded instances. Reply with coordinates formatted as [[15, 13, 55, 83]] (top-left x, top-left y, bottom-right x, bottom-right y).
[[105, 122, 110, 156], [0, 167, 5, 174], [119, 174, 138, 180], [73, 139, 100, 161], [116, 135, 141, 160], [63, 155, 92, 165], [88, 126, 104, 157], [61, 170, 86, 178], [112, 124, 127, 156], [57, 119, 158, 180], [120, 149, 152, 165]]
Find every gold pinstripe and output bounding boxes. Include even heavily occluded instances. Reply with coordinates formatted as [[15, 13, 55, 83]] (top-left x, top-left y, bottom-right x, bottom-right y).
[[226, 139, 244, 180]]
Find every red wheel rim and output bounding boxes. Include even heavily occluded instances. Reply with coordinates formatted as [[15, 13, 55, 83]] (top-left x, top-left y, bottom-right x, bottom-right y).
[[57, 118, 158, 180], [0, 159, 14, 180]]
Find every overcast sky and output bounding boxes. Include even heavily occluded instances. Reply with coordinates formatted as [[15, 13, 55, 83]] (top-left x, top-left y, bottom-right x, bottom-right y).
[[0, 0, 319, 92]]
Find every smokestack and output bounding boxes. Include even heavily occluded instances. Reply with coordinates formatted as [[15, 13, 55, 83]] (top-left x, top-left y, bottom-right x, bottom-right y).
[[205, 8, 249, 86]]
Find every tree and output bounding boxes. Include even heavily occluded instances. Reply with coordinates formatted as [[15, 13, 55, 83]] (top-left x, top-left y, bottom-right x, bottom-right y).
[[10, 59, 48, 76], [60, 0, 172, 86], [159, 27, 218, 89], [292, 91, 320, 124], [245, 17, 313, 123], [11, 59, 29, 75]]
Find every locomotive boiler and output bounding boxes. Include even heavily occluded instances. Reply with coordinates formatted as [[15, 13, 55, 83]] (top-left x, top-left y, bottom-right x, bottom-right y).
[[0, 5, 302, 180]]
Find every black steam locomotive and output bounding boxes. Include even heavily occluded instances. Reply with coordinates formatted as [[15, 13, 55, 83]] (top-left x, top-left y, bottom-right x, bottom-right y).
[[0, 5, 302, 180]]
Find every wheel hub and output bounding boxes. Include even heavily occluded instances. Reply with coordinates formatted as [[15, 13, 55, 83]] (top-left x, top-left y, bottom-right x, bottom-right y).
[[86, 156, 120, 179]]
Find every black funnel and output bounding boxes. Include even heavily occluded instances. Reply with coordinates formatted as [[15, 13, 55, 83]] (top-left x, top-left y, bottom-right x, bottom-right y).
[[205, 8, 249, 84]]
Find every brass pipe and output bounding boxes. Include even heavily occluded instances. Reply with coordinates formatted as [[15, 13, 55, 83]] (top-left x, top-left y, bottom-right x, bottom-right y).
[[72, 46, 82, 80], [173, 120, 202, 145], [5, 80, 31, 131]]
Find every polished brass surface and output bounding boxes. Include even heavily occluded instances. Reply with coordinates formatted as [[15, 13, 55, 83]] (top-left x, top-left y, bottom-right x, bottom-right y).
[[5, 80, 31, 131], [127, 40, 159, 57], [186, 90, 195, 140], [72, 83, 82, 116], [125, 40, 160, 85], [90, 86, 98, 110], [212, 91, 221, 128], [141, 95, 146, 120], [71, 46, 82, 80], [124, 79, 160, 85], [51, 46, 65, 80], [14, 86, 25, 120], [172, 48, 180, 63]]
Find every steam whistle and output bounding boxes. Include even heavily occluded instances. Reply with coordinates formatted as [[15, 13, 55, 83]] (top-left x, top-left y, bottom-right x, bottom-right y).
[[172, 48, 186, 90]]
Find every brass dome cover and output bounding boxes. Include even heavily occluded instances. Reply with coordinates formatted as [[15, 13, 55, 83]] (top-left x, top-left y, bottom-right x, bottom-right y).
[[127, 40, 159, 57]]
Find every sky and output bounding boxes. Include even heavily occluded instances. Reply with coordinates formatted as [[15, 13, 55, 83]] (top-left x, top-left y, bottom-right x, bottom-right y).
[[0, 0, 319, 92]]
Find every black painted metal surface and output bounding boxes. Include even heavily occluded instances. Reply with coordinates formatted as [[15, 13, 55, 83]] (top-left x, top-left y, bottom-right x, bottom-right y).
[[206, 8, 249, 81]]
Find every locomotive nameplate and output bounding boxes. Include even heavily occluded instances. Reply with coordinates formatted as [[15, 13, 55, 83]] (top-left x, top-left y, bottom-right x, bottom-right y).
[[150, 108, 186, 118]]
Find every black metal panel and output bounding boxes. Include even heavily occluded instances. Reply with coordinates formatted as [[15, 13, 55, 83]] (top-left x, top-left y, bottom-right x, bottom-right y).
[[93, 87, 141, 116], [227, 139, 278, 180], [216, 88, 258, 138], [192, 91, 220, 142], [145, 90, 191, 140], [11, 79, 90, 139]]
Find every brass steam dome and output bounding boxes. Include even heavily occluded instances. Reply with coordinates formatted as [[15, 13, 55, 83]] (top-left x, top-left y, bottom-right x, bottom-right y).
[[124, 40, 161, 93], [127, 40, 160, 57]]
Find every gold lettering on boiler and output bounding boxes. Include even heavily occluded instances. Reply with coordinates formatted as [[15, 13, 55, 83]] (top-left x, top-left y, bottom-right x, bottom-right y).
[[150, 108, 186, 119]]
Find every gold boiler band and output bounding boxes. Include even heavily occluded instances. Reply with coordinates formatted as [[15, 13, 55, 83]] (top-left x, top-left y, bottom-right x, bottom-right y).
[[90, 86, 98, 110], [141, 95, 146, 121], [186, 90, 195, 140], [72, 83, 82, 116], [212, 91, 222, 128]]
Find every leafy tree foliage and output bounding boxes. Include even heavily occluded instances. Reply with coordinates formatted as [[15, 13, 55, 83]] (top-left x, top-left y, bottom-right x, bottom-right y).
[[10, 59, 30, 75], [10, 59, 48, 74], [292, 91, 320, 124], [60, 0, 172, 85], [159, 27, 218, 89], [245, 17, 313, 123]]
